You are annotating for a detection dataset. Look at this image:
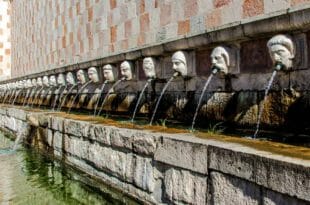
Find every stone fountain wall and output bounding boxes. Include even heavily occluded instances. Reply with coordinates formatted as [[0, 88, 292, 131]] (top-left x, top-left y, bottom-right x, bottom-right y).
[[0, 106, 309, 204], [3, 2, 310, 132]]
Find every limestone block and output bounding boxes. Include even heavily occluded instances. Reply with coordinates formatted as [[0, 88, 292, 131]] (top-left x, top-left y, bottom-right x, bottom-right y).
[[53, 131, 64, 151], [164, 168, 207, 205], [210, 172, 260, 205], [0, 108, 7, 115], [263, 189, 308, 205], [47, 129, 53, 147], [154, 137, 208, 175], [6, 107, 27, 121], [133, 156, 155, 193], [208, 143, 310, 202], [49, 116, 64, 132], [64, 119, 90, 137], [87, 124, 111, 146], [110, 127, 134, 150], [132, 132, 158, 156]]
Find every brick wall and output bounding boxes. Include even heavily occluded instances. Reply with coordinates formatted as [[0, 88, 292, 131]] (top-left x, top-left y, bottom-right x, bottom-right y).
[[0, 0, 10, 80], [10, 0, 310, 78]]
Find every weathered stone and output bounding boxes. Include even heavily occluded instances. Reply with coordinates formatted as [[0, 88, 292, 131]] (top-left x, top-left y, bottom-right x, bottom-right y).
[[155, 137, 208, 175], [6, 108, 27, 121], [210, 172, 260, 205], [64, 119, 90, 137], [53, 131, 64, 151], [110, 127, 133, 150], [49, 116, 64, 132], [87, 124, 111, 146], [164, 168, 207, 205], [208, 142, 310, 202], [263, 189, 309, 205], [47, 129, 53, 147], [133, 132, 158, 156], [133, 156, 155, 193]]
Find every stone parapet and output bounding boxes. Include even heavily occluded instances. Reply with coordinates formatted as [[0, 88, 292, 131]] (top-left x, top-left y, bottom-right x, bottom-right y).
[[0, 106, 309, 204]]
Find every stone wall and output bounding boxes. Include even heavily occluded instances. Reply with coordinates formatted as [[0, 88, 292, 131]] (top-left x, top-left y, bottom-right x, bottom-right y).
[[10, 0, 310, 77], [0, 106, 309, 204], [0, 0, 11, 80]]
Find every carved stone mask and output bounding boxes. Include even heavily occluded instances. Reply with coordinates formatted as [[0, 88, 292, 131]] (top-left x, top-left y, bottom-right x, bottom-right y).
[[103, 64, 116, 82], [172, 51, 188, 77], [43, 76, 49, 87], [76, 70, 86, 84], [120, 61, 133, 80], [37, 77, 43, 87], [210, 46, 229, 74], [66, 72, 76, 85], [31, 79, 37, 87], [49, 75, 57, 87], [267, 34, 294, 70], [143, 57, 156, 79], [57, 74, 66, 86], [88, 67, 99, 83]]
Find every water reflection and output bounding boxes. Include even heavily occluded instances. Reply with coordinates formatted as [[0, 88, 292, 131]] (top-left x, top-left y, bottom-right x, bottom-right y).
[[0, 132, 141, 205]]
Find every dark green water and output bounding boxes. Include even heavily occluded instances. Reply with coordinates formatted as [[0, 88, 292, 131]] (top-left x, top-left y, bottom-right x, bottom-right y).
[[0, 132, 142, 205]]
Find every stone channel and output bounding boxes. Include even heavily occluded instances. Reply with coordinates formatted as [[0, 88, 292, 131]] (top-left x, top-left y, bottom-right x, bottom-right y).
[[0, 105, 309, 204]]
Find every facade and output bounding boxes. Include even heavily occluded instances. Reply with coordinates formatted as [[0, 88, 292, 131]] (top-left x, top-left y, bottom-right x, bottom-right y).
[[0, 0, 10, 80], [9, 0, 310, 77]]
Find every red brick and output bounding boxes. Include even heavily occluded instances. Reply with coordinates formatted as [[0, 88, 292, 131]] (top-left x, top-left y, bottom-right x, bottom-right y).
[[178, 20, 190, 35], [88, 37, 94, 50], [125, 20, 132, 38], [110, 0, 117, 9], [69, 7, 73, 18], [139, 0, 145, 14], [88, 7, 93, 22], [80, 41, 84, 53], [54, 18, 58, 28], [243, 0, 264, 18], [69, 32, 74, 45], [76, 2, 81, 15], [62, 36, 66, 48], [7, 22, 10, 29], [121, 39, 129, 50], [137, 34, 145, 46], [214, 0, 232, 8], [291, 0, 310, 6], [110, 26, 117, 43], [206, 9, 221, 28], [85, 0, 90, 8], [160, 4, 171, 26], [140, 13, 149, 33], [5, 49, 10, 55], [184, 0, 198, 18], [0, 42, 3, 48], [0, 56, 3, 62]]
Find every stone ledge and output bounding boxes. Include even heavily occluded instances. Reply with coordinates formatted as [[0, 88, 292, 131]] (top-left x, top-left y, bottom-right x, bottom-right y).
[[154, 136, 208, 175]]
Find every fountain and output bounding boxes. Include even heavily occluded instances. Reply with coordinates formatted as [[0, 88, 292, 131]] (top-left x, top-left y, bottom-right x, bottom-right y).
[[96, 60, 136, 116], [93, 64, 118, 115], [30, 77, 43, 107], [22, 79, 33, 106], [67, 69, 90, 113], [51, 73, 67, 110], [131, 57, 157, 122], [26, 78, 38, 106], [58, 72, 77, 111], [37, 76, 51, 108], [191, 46, 230, 130], [253, 34, 295, 138], [149, 51, 188, 125], [12, 80, 24, 105], [85, 67, 102, 110]]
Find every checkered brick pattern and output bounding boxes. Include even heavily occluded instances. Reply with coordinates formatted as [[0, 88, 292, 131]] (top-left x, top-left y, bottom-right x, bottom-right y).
[[10, 0, 310, 78], [0, 0, 10, 80]]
